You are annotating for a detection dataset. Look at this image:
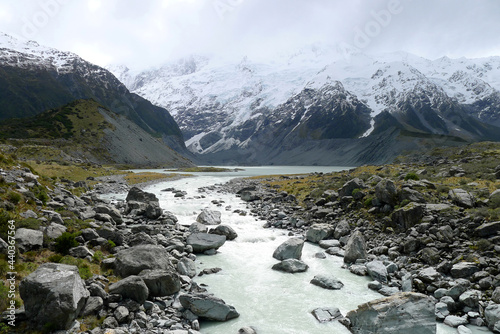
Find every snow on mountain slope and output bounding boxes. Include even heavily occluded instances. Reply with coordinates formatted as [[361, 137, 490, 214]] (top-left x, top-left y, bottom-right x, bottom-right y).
[[109, 46, 500, 157]]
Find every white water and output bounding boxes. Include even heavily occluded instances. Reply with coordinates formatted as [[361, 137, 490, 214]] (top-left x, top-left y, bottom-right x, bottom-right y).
[[108, 166, 492, 334]]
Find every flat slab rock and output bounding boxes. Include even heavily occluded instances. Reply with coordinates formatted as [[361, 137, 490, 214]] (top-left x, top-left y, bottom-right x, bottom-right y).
[[346, 292, 436, 334], [312, 307, 343, 323]]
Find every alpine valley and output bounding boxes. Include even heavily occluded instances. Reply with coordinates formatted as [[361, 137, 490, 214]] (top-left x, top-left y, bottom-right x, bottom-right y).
[[109, 45, 500, 166]]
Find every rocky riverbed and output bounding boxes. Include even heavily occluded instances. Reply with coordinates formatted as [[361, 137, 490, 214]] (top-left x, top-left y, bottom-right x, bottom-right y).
[[1, 143, 500, 333]]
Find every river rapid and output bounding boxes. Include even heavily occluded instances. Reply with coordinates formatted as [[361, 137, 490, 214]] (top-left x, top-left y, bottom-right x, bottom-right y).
[[108, 166, 491, 334]]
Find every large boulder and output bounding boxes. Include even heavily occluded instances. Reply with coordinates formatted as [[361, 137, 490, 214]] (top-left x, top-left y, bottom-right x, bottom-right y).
[[346, 292, 436, 334], [310, 275, 344, 290], [272, 259, 309, 273], [139, 269, 181, 297], [15, 228, 43, 253], [306, 224, 334, 243], [187, 233, 226, 253], [343, 230, 367, 264], [450, 262, 479, 278], [108, 275, 149, 304], [179, 294, 240, 321], [475, 221, 500, 237], [334, 220, 351, 239], [484, 303, 500, 332], [43, 222, 67, 239], [490, 189, 500, 208], [196, 209, 222, 225], [272, 237, 304, 260], [391, 203, 425, 230], [375, 179, 398, 206], [19, 263, 89, 330], [114, 245, 174, 278], [366, 260, 388, 284], [209, 225, 238, 240], [339, 178, 367, 197], [126, 187, 162, 219], [448, 189, 475, 208]]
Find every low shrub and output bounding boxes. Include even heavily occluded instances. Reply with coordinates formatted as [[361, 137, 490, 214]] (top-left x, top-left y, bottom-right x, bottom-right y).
[[54, 232, 79, 255]]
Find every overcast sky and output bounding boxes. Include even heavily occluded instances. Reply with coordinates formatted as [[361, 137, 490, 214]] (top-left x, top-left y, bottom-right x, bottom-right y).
[[1, 0, 499, 70]]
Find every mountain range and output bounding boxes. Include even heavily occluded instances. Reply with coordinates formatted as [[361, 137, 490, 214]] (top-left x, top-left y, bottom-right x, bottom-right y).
[[0, 32, 192, 167], [1, 32, 499, 166], [109, 46, 500, 165]]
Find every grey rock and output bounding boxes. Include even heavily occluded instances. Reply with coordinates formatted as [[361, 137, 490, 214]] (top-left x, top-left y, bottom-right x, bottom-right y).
[[114, 306, 129, 323], [338, 178, 366, 197], [346, 292, 435, 334], [69, 246, 94, 258], [114, 244, 173, 277], [102, 316, 118, 329], [15, 228, 43, 253], [272, 237, 304, 260], [179, 293, 239, 321], [82, 296, 104, 316], [399, 187, 426, 203], [435, 302, 450, 320], [391, 203, 425, 231], [312, 307, 342, 323], [0, 237, 7, 255], [451, 262, 479, 278], [417, 267, 441, 284], [319, 239, 341, 249], [458, 290, 481, 309], [19, 263, 89, 330], [448, 188, 475, 208], [366, 260, 388, 284], [306, 223, 334, 243], [177, 257, 197, 278], [126, 186, 158, 203], [310, 275, 344, 290], [81, 228, 99, 241], [447, 279, 470, 301], [139, 269, 181, 297], [444, 315, 468, 327], [209, 225, 238, 240], [489, 189, 500, 208], [44, 222, 67, 239], [238, 327, 257, 334], [349, 264, 368, 276], [95, 204, 123, 223], [475, 221, 500, 237], [485, 303, 500, 332], [187, 233, 226, 253], [108, 275, 149, 304], [189, 222, 208, 233], [196, 209, 222, 225], [375, 179, 398, 206], [343, 230, 367, 264], [457, 325, 472, 334], [272, 259, 309, 273], [378, 286, 400, 296], [333, 219, 351, 239], [20, 209, 38, 219], [492, 287, 500, 304]]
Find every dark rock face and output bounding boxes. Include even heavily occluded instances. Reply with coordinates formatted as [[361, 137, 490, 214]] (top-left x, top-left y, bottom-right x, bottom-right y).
[[19, 263, 89, 330], [114, 244, 173, 277], [346, 293, 436, 334], [179, 294, 240, 321], [187, 233, 226, 253], [272, 237, 305, 260]]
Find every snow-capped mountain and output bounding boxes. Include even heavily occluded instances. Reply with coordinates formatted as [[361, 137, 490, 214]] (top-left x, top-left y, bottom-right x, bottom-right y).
[[0, 32, 187, 155], [109, 46, 500, 165]]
